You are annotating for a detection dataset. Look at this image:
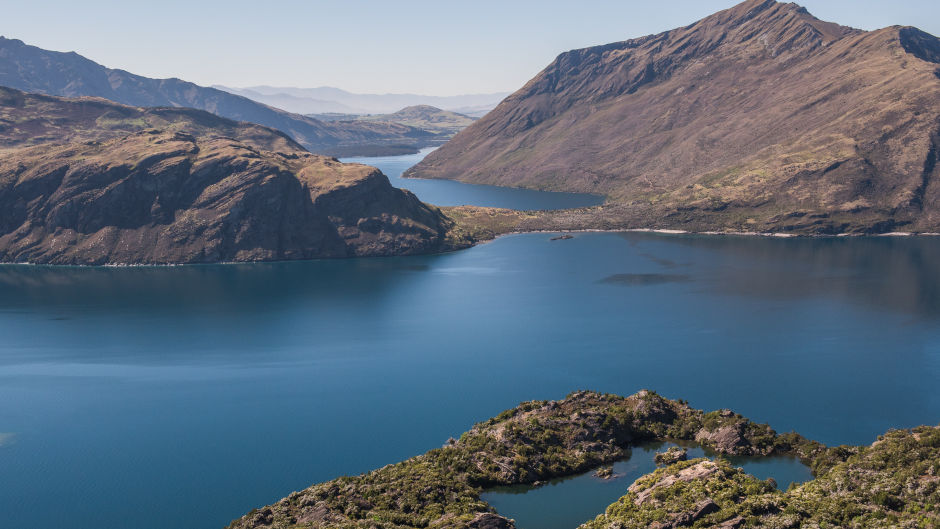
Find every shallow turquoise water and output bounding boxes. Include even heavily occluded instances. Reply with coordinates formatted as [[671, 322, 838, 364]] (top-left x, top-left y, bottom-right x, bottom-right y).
[[0, 153, 938, 529], [341, 148, 605, 209], [482, 442, 813, 529]]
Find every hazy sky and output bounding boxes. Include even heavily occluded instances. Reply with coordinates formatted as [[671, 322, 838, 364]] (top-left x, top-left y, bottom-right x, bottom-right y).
[[4, 1, 939, 95]]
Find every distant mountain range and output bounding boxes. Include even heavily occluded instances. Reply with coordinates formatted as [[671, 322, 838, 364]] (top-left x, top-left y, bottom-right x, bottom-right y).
[[214, 85, 509, 116], [407, 0, 940, 234], [310, 105, 476, 139], [0, 36, 436, 156]]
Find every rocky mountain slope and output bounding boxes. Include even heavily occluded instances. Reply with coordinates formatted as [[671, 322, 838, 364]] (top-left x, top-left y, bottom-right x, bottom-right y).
[[0, 86, 303, 153], [225, 390, 939, 529], [0, 37, 435, 156], [407, 0, 940, 234], [0, 88, 461, 264]]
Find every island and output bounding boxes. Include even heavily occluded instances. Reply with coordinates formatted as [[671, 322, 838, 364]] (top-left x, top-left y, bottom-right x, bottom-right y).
[[225, 390, 939, 529]]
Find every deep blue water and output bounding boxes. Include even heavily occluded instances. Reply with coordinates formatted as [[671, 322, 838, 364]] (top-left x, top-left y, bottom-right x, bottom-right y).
[[0, 153, 938, 529], [482, 442, 813, 529], [341, 148, 605, 209]]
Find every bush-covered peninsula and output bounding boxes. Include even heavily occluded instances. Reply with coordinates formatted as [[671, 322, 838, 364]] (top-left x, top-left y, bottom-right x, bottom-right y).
[[226, 390, 939, 529]]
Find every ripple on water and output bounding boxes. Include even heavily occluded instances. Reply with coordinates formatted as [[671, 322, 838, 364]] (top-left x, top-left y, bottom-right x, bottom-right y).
[[600, 273, 693, 285]]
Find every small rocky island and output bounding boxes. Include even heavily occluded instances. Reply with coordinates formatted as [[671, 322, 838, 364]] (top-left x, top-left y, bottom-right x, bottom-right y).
[[654, 446, 688, 466], [226, 390, 939, 529]]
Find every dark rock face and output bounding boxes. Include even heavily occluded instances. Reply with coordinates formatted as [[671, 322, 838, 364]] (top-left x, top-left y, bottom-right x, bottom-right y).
[[407, 0, 940, 234], [695, 423, 752, 455], [465, 513, 515, 529], [0, 87, 458, 264], [0, 37, 434, 156], [0, 131, 454, 265]]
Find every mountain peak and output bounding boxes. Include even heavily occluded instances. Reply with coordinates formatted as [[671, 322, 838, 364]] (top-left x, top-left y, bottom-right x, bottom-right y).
[[696, 0, 860, 53], [407, 0, 940, 234]]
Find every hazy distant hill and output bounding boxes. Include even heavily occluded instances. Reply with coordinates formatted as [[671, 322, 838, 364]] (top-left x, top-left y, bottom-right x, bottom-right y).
[[211, 87, 361, 115], [216, 85, 509, 115], [0, 36, 435, 156], [310, 105, 476, 139], [0, 86, 459, 264], [408, 0, 940, 234]]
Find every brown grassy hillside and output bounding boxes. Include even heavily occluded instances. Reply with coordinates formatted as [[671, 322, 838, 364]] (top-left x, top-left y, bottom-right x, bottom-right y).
[[408, 0, 940, 234]]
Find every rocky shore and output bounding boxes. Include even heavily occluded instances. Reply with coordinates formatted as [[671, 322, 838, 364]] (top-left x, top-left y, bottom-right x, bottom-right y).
[[224, 390, 939, 529]]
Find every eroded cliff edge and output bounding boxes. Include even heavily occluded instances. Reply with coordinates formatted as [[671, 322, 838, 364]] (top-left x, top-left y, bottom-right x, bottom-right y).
[[0, 87, 467, 264]]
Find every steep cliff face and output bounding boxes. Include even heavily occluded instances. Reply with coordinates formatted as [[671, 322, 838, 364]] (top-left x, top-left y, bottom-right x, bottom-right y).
[[0, 37, 434, 156], [0, 88, 457, 265], [0, 131, 454, 264], [407, 0, 940, 234]]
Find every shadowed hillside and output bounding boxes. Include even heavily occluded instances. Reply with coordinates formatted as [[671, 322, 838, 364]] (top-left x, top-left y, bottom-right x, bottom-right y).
[[0, 37, 436, 156], [0, 87, 465, 264]]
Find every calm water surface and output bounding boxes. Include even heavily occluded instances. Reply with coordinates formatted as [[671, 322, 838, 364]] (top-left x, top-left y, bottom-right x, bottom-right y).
[[482, 442, 813, 529], [0, 153, 939, 529], [341, 148, 604, 209]]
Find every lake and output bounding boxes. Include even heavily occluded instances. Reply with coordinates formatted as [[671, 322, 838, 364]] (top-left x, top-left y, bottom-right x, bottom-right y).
[[482, 442, 813, 529], [341, 148, 605, 209], [0, 152, 938, 529]]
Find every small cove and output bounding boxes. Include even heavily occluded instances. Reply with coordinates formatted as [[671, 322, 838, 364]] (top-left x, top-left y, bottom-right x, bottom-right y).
[[481, 442, 812, 529]]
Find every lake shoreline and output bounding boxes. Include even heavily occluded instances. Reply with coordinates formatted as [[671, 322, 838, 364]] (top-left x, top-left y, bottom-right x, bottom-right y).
[[225, 390, 940, 529], [506, 227, 940, 239], [2, 227, 939, 267]]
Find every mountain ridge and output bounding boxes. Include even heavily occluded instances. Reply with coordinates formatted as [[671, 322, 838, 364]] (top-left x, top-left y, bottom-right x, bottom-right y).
[[309, 105, 476, 139], [0, 86, 304, 153], [407, 0, 940, 234], [0, 36, 435, 156]]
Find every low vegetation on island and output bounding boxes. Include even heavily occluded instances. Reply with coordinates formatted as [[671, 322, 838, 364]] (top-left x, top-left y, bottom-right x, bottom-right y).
[[226, 390, 939, 529]]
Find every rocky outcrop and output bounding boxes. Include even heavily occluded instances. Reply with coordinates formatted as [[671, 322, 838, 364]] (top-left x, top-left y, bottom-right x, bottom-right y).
[[653, 447, 688, 466], [408, 0, 940, 234], [584, 427, 940, 529], [0, 129, 456, 264], [224, 390, 940, 529], [0, 87, 465, 264], [628, 460, 720, 506], [694, 409, 778, 456], [224, 390, 827, 529], [464, 513, 514, 529]]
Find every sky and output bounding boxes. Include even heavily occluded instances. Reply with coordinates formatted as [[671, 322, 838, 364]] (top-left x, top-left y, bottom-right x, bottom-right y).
[[4, 1, 939, 96]]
